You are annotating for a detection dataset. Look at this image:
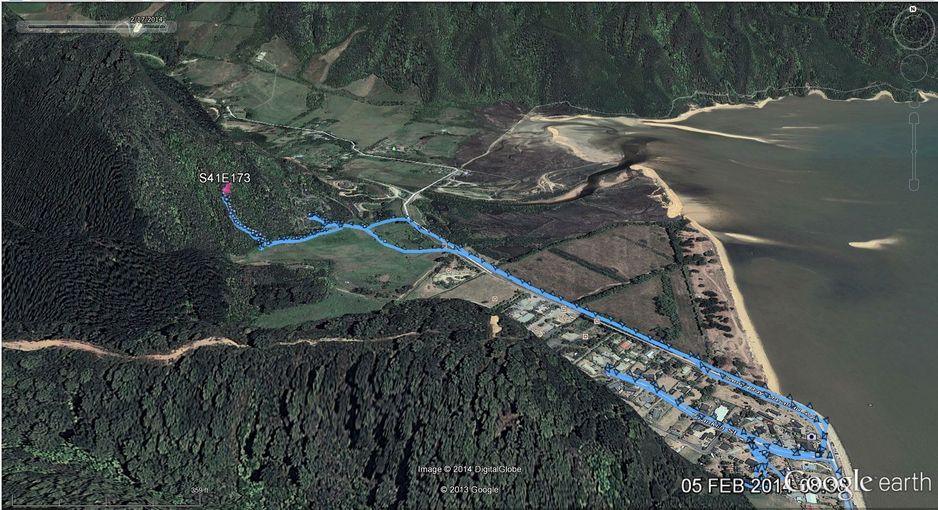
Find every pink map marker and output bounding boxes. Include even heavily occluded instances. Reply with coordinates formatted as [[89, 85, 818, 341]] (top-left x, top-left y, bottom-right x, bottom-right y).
[[222, 182, 233, 195]]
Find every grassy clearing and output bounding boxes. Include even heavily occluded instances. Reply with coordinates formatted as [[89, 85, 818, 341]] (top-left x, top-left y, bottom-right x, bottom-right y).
[[253, 289, 383, 328], [588, 277, 671, 332], [319, 94, 414, 147], [180, 59, 310, 125], [429, 273, 520, 308], [371, 222, 440, 250], [504, 250, 619, 302], [183, 59, 248, 87], [243, 229, 439, 297], [385, 121, 477, 161], [557, 224, 674, 280], [257, 36, 300, 75], [176, 4, 258, 58], [239, 71, 310, 125], [6, 3, 47, 14], [341, 159, 448, 190]]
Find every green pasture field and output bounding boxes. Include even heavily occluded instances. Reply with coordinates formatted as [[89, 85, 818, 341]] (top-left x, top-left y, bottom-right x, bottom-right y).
[[371, 221, 441, 250], [253, 288, 384, 328], [242, 229, 439, 296]]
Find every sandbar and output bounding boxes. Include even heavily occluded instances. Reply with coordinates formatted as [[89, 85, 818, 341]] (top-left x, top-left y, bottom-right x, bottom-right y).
[[849, 235, 900, 250]]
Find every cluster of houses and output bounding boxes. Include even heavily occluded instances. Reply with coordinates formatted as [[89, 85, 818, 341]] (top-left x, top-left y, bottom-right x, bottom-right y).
[[502, 293, 841, 508]]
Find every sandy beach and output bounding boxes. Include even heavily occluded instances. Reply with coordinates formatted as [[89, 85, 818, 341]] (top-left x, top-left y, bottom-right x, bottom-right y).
[[828, 424, 868, 509], [640, 121, 777, 144], [644, 86, 934, 125], [543, 86, 938, 395], [632, 163, 782, 393], [536, 90, 938, 507], [635, 158, 879, 508], [691, 219, 782, 392], [643, 97, 780, 124]]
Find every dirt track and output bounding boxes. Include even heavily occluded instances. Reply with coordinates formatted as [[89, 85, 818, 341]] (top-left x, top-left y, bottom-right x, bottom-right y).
[[2, 337, 245, 363]]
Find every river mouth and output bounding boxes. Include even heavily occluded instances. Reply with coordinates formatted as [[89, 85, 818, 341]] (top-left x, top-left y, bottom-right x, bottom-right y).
[[527, 137, 654, 204]]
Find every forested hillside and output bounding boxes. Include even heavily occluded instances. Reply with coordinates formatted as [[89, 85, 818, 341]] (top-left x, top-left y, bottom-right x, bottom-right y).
[[80, 3, 936, 115], [1, 9, 307, 255], [0, 8, 346, 353], [3, 300, 750, 509]]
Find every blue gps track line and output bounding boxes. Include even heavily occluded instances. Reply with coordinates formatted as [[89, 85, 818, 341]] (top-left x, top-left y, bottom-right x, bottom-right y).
[[222, 193, 853, 508]]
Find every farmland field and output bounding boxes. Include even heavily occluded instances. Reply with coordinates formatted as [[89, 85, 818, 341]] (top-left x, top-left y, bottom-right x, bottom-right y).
[[556, 224, 674, 280], [428, 272, 520, 308], [586, 277, 670, 333], [668, 270, 708, 356], [371, 221, 441, 250], [240, 229, 440, 299], [341, 159, 449, 190], [504, 250, 619, 301]]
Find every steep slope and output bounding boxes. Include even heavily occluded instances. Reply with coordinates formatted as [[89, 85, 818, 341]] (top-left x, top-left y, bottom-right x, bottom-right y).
[[265, 3, 934, 114], [1, 5, 359, 253], [0, 9, 344, 352], [3, 300, 751, 509]]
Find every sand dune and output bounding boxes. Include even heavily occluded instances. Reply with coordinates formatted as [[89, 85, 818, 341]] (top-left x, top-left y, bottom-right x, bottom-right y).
[[630, 163, 780, 392], [631, 164, 684, 218]]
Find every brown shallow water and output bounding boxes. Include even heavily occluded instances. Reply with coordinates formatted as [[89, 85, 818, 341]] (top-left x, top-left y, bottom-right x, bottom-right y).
[[634, 95, 938, 509]]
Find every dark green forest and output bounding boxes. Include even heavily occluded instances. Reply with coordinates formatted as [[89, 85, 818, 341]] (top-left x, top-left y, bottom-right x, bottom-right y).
[[0, 7, 352, 354], [283, 2, 936, 113], [82, 3, 938, 115], [3, 300, 751, 509], [0, 6, 750, 507]]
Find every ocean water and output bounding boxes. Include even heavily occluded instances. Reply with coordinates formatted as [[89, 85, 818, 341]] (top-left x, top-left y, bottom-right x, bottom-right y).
[[640, 95, 938, 509]]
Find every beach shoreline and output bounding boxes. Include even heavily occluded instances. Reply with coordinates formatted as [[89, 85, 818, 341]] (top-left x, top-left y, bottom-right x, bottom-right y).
[[632, 163, 781, 393], [634, 160, 875, 509], [625, 86, 937, 393], [829, 424, 868, 509], [642, 87, 935, 124]]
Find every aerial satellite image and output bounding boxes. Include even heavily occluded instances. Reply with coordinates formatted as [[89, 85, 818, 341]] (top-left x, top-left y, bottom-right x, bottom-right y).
[[1, 2, 936, 509]]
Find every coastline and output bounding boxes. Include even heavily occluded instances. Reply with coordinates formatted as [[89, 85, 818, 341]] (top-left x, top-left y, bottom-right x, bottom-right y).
[[635, 159, 872, 509], [632, 163, 781, 393], [828, 424, 868, 509], [644, 87, 936, 124], [548, 87, 925, 509], [629, 86, 934, 395]]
